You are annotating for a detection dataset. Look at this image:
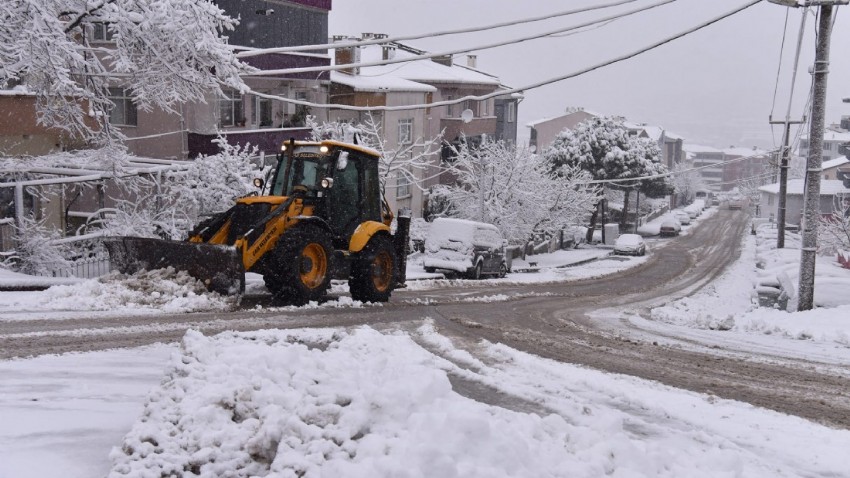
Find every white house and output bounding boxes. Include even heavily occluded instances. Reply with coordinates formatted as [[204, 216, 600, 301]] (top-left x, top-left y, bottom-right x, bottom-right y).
[[758, 179, 850, 225]]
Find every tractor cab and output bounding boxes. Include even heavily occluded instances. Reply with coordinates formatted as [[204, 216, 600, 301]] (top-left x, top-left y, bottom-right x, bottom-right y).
[[266, 140, 388, 248]]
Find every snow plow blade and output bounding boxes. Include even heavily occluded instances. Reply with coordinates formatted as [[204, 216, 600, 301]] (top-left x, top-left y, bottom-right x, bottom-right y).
[[103, 237, 245, 295]]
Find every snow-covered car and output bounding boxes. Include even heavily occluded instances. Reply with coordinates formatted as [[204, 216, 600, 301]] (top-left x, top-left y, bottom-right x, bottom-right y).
[[613, 234, 646, 256], [659, 220, 681, 237], [673, 211, 691, 225], [422, 218, 508, 279]]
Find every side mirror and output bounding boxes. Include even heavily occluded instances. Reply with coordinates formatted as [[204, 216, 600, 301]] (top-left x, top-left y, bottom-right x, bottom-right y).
[[253, 178, 265, 189], [321, 177, 334, 189], [337, 151, 349, 170]]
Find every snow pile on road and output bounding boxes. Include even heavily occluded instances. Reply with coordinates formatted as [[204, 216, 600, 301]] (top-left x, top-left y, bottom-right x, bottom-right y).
[[650, 231, 850, 346], [42, 268, 235, 314], [108, 325, 849, 478]]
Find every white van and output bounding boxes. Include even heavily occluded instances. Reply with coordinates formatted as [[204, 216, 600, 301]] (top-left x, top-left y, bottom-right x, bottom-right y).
[[422, 218, 508, 279]]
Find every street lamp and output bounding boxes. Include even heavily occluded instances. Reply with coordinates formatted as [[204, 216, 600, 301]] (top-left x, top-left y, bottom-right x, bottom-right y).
[[767, 0, 847, 311]]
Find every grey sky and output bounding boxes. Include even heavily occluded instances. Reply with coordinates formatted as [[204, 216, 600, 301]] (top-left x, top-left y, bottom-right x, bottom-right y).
[[329, 0, 850, 150]]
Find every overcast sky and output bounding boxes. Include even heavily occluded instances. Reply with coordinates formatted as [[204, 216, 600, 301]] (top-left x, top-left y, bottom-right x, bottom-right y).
[[329, 0, 850, 150]]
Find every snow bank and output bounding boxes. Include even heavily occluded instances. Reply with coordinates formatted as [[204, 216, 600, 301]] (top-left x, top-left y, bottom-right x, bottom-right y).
[[41, 267, 236, 314], [108, 326, 850, 478], [109, 328, 578, 477]]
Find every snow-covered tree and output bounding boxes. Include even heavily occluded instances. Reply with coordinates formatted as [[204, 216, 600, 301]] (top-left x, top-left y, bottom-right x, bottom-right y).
[[99, 138, 264, 239], [3, 216, 70, 275], [307, 114, 442, 193], [543, 117, 673, 232], [436, 137, 599, 243], [0, 0, 247, 143], [670, 160, 708, 205], [819, 196, 850, 255]]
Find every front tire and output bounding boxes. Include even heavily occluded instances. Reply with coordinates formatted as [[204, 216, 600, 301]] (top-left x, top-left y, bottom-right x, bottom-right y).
[[265, 224, 333, 305], [498, 262, 507, 278], [349, 234, 396, 302], [467, 261, 482, 280]]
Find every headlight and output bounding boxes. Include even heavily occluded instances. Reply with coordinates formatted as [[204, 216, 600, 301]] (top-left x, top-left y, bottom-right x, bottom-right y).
[[319, 145, 329, 153]]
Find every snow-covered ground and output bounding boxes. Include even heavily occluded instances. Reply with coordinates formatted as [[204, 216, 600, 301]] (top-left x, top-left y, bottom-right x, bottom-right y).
[[2, 218, 850, 477]]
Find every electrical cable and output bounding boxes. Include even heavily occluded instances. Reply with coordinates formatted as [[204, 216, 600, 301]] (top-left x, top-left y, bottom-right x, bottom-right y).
[[246, 0, 762, 113], [235, 0, 643, 58], [769, 8, 790, 147], [242, 0, 678, 78]]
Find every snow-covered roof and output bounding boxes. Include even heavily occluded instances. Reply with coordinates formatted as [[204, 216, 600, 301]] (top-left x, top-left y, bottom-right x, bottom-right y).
[[0, 85, 35, 96], [799, 129, 850, 142], [723, 146, 769, 157], [758, 179, 850, 196], [330, 71, 436, 93], [526, 109, 601, 128], [823, 157, 849, 170], [682, 143, 723, 153], [350, 44, 501, 87]]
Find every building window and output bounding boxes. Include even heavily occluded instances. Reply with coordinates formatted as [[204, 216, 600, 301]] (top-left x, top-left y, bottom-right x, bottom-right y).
[[480, 99, 488, 116], [108, 88, 137, 126], [446, 95, 454, 117], [91, 22, 115, 42], [396, 169, 411, 198], [219, 89, 244, 128], [253, 96, 272, 127], [506, 102, 516, 123], [398, 118, 413, 145], [824, 142, 833, 151]]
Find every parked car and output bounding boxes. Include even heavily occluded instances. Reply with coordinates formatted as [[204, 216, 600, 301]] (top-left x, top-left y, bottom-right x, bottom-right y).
[[673, 211, 691, 225], [422, 218, 508, 279], [659, 220, 682, 237], [613, 234, 646, 256]]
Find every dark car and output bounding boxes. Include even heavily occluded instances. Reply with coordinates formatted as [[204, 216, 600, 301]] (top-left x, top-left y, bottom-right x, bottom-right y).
[[422, 218, 508, 279]]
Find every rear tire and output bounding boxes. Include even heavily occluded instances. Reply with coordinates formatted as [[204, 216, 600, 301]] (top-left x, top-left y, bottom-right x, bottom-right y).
[[349, 234, 396, 303], [424, 267, 436, 273], [265, 224, 333, 306]]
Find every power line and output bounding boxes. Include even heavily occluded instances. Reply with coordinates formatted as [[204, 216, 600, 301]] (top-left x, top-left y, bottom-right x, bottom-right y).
[[242, 0, 678, 77], [235, 0, 643, 58], [769, 7, 790, 147], [247, 0, 762, 113]]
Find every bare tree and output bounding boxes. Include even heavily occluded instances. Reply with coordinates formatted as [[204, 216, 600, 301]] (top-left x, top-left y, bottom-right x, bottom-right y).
[[819, 195, 850, 256]]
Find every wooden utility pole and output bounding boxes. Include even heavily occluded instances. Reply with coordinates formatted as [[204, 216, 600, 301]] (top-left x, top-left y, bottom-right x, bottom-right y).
[[768, 116, 805, 248], [798, 3, 837, 310]]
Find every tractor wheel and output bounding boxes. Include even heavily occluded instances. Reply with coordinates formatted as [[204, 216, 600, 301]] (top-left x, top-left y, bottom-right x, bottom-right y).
[[349, 234, 396, 303], [266, 224, 334, 305]]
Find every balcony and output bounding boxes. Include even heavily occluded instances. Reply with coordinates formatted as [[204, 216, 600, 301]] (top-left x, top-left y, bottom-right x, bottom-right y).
[[188, 127, 311, 158]]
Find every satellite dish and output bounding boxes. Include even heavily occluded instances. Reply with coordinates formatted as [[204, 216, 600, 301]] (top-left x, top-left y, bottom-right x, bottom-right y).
[[461, 109, 474, 123]]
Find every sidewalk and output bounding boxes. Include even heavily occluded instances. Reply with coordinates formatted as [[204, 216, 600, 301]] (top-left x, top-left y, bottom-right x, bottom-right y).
[[509, 247, 612, 272]]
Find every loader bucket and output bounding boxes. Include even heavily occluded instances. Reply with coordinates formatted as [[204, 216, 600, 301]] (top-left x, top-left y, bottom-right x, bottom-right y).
[[103, 237, 245, 295]]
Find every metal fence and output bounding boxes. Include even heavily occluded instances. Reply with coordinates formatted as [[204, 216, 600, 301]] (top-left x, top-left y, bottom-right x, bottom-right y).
[[44, 253, 113, 279]]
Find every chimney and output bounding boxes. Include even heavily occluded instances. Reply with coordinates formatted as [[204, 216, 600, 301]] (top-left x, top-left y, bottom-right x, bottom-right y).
[[382, 44, 396, 60], [333, 36, 361, 75], [466, 55, 477, 68]]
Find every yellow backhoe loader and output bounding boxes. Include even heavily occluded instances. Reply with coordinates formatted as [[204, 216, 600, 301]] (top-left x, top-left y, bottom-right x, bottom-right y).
[[103, 139, 410, 304]]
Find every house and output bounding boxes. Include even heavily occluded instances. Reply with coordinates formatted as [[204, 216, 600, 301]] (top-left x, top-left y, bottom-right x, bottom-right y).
[[683, 144, 725, 191], [329, 36, 516, 217], [527, 107, 599, 153], [822, 156, 850, 180], [797, 116, 850, 162], [757, 179, 850, 225], [721, 146, 772, 192]]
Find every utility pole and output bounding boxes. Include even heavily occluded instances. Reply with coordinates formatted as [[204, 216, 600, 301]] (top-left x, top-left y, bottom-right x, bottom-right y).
[[769, 7, 807, 249], [768, 116, 805, 248], [798, 2, 839, 310], [768, 0, 846, 310]]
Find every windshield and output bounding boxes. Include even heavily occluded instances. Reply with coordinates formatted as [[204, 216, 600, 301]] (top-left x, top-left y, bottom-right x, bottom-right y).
[[270, 152, 334, 197]]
